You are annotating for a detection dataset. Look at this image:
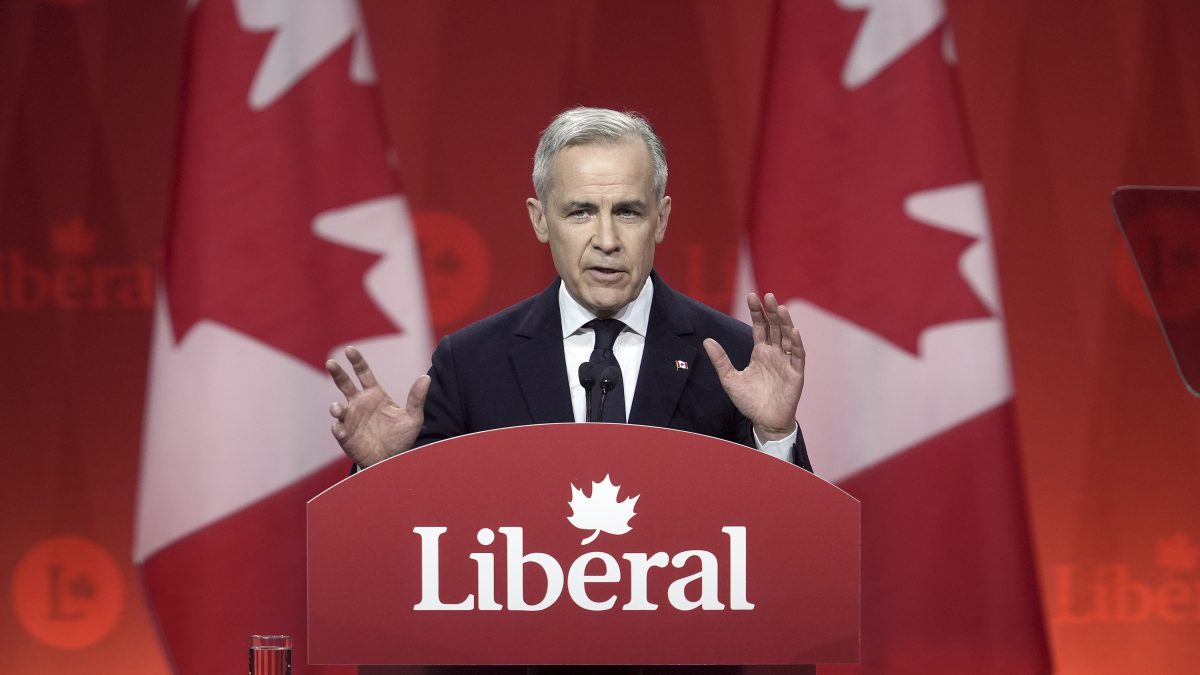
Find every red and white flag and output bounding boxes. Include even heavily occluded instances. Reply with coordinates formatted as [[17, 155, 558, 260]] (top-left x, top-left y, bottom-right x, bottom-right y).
[[742, 1, 1049, 671], [134, 1, 430, 672]]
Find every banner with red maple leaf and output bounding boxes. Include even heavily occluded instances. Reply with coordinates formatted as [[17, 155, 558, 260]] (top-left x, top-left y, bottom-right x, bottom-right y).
[[134, 1, 430, 673], [742, 1, 1050, 672]]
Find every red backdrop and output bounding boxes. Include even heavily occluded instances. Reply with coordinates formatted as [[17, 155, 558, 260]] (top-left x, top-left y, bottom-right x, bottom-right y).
[[1, 0, 1198, 672]]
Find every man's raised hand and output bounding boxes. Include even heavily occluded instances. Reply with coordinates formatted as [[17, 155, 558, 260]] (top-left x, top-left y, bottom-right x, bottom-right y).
[[326, 346, 430, 469], [703, 292, 805, 442]]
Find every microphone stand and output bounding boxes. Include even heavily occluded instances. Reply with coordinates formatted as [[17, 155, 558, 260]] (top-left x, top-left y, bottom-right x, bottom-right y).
[[578, 362, 596, 423]]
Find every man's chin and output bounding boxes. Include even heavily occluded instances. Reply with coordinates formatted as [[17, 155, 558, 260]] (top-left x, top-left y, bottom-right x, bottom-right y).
[[579, 291, 632, 318], [566, 274, 647, 315]]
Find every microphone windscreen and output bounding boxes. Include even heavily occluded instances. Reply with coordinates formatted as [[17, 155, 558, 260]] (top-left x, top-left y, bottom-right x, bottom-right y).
[[578, 361, 596, 389], [599, 365, 620, 391]]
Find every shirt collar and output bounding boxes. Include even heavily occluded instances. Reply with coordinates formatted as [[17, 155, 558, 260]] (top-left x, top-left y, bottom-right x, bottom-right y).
[[558, 276, 654, 339]]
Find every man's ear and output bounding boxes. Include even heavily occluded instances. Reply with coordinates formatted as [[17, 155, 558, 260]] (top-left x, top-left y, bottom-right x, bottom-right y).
[[527, 198, 550, 243], [654, 196, 671, 244]]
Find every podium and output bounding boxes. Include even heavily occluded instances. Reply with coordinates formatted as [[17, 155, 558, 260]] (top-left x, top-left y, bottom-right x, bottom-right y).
[[308, 424, 859, 671]]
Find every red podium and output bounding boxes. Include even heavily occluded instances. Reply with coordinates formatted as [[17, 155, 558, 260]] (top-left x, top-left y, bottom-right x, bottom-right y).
[[308, 424, 859, 671]]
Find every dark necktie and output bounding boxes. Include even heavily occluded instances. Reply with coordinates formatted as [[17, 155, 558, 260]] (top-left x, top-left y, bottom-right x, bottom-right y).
[[587, 319, 626, 423]]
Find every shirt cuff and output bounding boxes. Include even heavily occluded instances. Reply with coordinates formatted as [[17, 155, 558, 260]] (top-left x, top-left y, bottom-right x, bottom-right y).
[[752, 424, 798, 463]]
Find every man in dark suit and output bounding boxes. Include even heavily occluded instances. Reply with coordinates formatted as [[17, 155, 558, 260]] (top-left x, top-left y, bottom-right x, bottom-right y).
[[327, 107, 809, 471]]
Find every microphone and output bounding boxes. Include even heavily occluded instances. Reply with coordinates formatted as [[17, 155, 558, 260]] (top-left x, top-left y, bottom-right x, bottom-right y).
[[578, 362, 596, 423], [597, 365, 619, 423]]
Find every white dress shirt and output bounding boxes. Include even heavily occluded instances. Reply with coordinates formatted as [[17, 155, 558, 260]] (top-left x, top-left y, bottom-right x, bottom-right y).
[[558, 281, 796, 462]]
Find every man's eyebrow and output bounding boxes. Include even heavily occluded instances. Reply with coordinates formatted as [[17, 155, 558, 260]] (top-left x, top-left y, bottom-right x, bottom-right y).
[[559, 200, 596, 214], [613, 200, 648, 211]]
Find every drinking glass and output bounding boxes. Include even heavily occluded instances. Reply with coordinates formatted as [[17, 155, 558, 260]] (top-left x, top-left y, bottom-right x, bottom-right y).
[[249, 634, 292, 675]]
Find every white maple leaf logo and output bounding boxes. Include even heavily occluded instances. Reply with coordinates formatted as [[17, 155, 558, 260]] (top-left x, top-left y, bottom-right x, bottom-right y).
[[566, 475, 639, 545]]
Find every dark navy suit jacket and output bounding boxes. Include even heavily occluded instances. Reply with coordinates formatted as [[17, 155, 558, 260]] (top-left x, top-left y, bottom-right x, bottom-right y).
[[415, 272, 811, 471]]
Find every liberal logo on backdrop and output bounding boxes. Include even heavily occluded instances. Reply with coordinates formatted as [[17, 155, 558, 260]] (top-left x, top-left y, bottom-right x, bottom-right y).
[[0, 217, 153, 311], [1052, 532, 1200, 624], [412, 475, 754, 613]]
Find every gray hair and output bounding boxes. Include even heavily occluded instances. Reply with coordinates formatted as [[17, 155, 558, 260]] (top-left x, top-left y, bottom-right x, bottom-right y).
[[532, 107, 668, 203]]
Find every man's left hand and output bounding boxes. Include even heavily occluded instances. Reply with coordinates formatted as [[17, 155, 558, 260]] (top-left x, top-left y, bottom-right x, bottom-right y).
[[703, 292, 805, 442]]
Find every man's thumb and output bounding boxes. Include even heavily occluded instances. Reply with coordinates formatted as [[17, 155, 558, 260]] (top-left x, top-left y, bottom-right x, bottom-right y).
[[703, 338, 734, 380], [407, 374, 432, 412]]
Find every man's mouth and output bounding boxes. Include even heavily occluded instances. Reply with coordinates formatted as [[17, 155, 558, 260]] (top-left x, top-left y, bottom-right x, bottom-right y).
[[587, 267, 626, 281]]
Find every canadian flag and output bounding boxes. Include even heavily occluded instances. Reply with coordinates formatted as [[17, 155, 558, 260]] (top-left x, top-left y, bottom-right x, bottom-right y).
[[741, 1, 1050, 672], [134, 1, 430, 673]]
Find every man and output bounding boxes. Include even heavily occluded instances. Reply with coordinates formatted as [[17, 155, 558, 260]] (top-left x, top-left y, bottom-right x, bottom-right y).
[[327, 107, 810, 471]]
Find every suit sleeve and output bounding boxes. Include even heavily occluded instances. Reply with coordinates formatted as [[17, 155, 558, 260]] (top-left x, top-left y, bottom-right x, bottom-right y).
[[792, 427, 813, 472], [734, 411, 813, 473], [414, 335, 467, 448]]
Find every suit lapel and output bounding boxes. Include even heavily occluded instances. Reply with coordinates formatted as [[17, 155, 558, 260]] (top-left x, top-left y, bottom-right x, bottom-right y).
[[629, 274, 697, 427], [510, 280, 574, 424]]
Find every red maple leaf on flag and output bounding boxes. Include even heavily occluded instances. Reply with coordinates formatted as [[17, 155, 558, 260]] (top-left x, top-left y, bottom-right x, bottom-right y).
[[746, 4, 1050, 672], [751, 2, 989, 354], [165, 0, 399, 370], [139, 4, 432, 675]]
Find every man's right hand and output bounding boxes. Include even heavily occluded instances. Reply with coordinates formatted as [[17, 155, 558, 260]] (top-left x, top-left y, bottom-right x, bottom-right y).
[[326, 346, 430, 469]]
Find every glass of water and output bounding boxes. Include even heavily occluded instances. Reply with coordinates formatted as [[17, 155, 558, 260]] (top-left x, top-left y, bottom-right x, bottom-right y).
[[249, 634, 292, 675]]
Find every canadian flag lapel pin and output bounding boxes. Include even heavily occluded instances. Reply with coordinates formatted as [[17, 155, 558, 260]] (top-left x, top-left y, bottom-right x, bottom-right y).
[[674, 359, 689, 370]]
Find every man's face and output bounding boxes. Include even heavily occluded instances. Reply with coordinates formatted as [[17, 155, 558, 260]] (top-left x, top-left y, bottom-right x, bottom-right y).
[[526, 140, 671, 318]]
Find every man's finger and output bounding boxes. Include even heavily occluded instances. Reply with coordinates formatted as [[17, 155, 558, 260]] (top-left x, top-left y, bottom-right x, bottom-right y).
[[746, 293, 767, 344], [773, 295, 796, 328], [326, 359, 360, 398], [345, 346, 379, 389], [790, 327, 806, 397], [406, 374, 432, 413], [331, 421, 347, 441], [777, 302, 794, 355], [762, 292, 781, 347], [702, 338, 736, 381], [329, 401, 345, 420], [790, 327, 806, 365]]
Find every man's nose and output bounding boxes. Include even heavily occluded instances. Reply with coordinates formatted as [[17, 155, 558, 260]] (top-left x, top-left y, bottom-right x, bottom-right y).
[[592, 213, 620, 252]]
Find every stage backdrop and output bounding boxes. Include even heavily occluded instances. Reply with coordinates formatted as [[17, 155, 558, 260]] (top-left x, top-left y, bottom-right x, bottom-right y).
[[1, 0, 1198, 673]]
